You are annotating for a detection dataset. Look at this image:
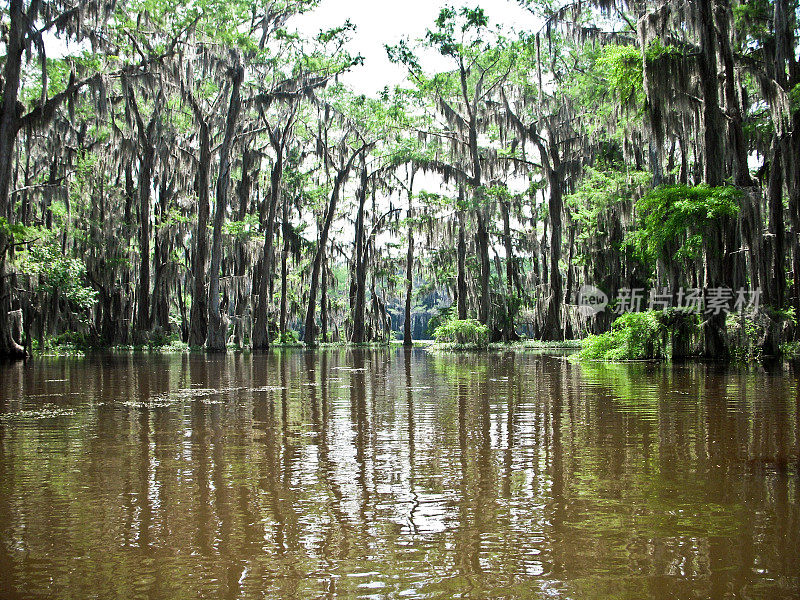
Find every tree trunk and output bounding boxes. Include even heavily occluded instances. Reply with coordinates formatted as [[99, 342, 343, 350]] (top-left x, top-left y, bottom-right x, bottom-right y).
[[475, 206, 491, 326], [0, 0, 27, 359], [698, 0, 725, 186], [252, 151, 284, 350], [206, 66, 243, 352], [279, 216, 290, 339], [304, 145, 367, 346], [403, 172, 416, 347], [233, 148, 255, 347], [789, 111, 800, 319], [767, 138, 786, 308], [151, 176, 174, 332], [351, 164, 368, 344], [134, 146, 154, 335], [500, 199, 519, 341], [320, 251, 328, 343], [536, 136, 564, 341], [188, 119, 211, 347], [457, 207, 468, 320]]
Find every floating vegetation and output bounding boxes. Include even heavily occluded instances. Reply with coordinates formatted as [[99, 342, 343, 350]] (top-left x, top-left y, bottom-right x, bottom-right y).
[[250, 386, 286, 392], [0, 405, 77, 421], [112, 387, 245, 409], [117, 398, 181, 409]]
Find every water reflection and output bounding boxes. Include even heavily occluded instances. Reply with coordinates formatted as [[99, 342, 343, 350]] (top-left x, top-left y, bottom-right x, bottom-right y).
[[0, 350, 798, 599]]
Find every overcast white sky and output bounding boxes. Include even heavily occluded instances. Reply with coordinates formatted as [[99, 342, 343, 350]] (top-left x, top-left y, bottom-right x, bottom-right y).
[[292, 0, 542, 95]]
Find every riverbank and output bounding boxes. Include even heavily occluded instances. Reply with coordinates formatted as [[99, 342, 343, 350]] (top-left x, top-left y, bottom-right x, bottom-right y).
[[26, 333, 800, 364]]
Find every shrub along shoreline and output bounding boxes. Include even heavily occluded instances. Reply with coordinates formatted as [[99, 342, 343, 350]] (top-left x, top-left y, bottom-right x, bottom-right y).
[[24, 312, 799, 362]]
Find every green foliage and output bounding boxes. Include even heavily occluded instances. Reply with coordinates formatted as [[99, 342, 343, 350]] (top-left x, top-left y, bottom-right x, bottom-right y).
[[597, 45, 643, 108], [276, 330, 301, 345], [779, 341, 800, 359], [578, 311, 667, 361], [0, 217, 40, 243], [566, 167, 650, 258], [224, 214, 260, 240], [22, 242, 98, 311], [433, 318, 489, 348], [644, 38, 683, 61], [629, 184, 741, 265], [726, 313, 764, 361]]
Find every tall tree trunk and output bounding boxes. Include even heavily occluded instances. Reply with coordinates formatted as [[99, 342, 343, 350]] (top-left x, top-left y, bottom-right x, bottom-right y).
[[403, 171, 416, 347], [789, 112, 800, 319], [697, 0, 729, 355], [698, 0, 725, 186], [279, 213, 290, 339], [457, 206, 468, 320], [500, 199, 519, 341], [767, 138, 786, 309], [151, 176, 174, 332], [475, 206, 491, 326], [188, 119, 211, 347], [304, 145, 367, 346], [253, 148, 285, 350], [0, 0, 27, 358], [320, 251, 328, 343], [536, 135, 564, 341], [351, 163, 368, 344], [134, 145, 154, 335], [233, 148, 255, 347], [206, 66, 243, 352]]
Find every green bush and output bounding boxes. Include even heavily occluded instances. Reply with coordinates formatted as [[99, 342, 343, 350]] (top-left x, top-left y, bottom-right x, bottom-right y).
[[779, 341, 800, 359], [277, 330, 301, 345], [578, 311, 667, 361], [433, 318, 489, 348]]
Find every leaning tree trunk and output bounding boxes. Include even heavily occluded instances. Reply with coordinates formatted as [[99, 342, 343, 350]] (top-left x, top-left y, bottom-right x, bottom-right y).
[[320, 251, 328, 343], [304, 146, 367, 346], [206, 66, 243, 353], [303, 183, 340, 346]]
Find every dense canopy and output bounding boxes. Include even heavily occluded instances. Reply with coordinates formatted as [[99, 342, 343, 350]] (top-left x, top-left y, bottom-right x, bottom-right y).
[[0, 0, 798, 359]]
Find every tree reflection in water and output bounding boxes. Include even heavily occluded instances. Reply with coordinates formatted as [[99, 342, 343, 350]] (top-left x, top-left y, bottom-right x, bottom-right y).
[[0, 349, 797, 598]]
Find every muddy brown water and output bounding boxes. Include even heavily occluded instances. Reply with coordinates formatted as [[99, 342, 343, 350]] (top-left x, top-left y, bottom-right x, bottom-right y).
[[0, 349, 798, 599]]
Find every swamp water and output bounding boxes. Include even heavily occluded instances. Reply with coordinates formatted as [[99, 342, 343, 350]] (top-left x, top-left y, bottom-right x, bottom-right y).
[[0, 349, 798, 599]]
